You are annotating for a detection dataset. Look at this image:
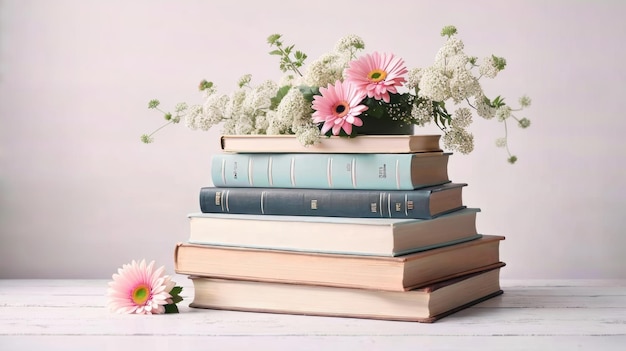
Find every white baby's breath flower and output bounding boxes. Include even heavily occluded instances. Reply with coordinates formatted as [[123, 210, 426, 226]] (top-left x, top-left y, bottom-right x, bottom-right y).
[[198, 94, 229, 131], [419, 67, 450, 101], [234, 117, 255, 135], [224, 89, 247, 120], [410, 98, 434, 126], [221, 118, 237, 135], [451, 107, 473, 128], [519, 95, 532, 108], [254, 113, 269, 134], [495, 138, 507, 148], [475, 95, 496, 120], [294, 124, 321, 146], [334, 34, 365, 53], [439, 53, 469, 72], [303, 53, 347, 87], [448, 67, 481, 103], [183, 105, 204, 130], [443, 127, 474, 154], [496, 105, 512, 121], [479, 56, 500, 78], [242, 80, 278, 116], [276, 87, 311, 131], [406, 68, 423, 90], [435, 37, 465, 63]]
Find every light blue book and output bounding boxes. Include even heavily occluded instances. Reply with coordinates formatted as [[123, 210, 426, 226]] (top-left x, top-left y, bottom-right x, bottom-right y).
[[211, 152, 450, 190]]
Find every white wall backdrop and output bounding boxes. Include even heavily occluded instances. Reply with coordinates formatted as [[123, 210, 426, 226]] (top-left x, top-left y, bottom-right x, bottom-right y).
[[1, 0, 625, 279]]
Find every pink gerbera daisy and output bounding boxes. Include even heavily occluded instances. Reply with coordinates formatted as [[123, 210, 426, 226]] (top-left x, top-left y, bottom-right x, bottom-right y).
[[107, 259, 176, 315], [312, 80, 368, 135], [344, 52, 408, 103]]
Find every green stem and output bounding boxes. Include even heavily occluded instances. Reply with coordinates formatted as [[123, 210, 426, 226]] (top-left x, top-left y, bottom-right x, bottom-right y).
[[147, 120, 175, 138], [277, 47, 302, 76], [503, 119, 512, 158]]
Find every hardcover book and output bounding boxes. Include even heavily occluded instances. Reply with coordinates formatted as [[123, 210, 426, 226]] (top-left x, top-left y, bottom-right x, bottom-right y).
[[188, 208, 481, 256], [210, 152, 450, 190], [174, 235, 504, 291], [189, 264, 505, 323], [219, 134, 442, 154], [199, 182, 466, 219]]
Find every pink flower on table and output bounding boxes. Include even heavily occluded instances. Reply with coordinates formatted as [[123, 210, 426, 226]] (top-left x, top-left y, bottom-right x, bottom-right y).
[[312, 80, 368, 135], [344, 52, 408, 103], [107, 259, 177, 315]]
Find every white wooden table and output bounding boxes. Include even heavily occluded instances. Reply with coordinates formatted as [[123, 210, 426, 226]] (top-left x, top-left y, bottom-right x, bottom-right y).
[[1, 279, 625, 350]]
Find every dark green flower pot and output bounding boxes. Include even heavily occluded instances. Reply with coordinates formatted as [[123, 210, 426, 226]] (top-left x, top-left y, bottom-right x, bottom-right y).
[[356, 117, 414, 135]]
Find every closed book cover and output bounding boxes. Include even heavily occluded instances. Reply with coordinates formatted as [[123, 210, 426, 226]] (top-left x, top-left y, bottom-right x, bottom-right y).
[[199, 182, 466, 219], [189, 263, 505, 323], [219, 134, 442, 154], [210, 152, 449, 190], [174, 235, 504, 292], [188, 208, 481, 256]]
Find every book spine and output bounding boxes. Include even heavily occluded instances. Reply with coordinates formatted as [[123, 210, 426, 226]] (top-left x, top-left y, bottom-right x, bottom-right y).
[[200, 187, 445, 219], [210, 153, 419, 190]]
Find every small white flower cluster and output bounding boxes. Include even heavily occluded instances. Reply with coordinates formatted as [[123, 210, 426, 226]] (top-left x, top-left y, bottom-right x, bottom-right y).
[[410, 29, 530, 160]]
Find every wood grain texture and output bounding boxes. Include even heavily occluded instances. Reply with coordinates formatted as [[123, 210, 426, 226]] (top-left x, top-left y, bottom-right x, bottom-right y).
[[1, 279, 625, 350]]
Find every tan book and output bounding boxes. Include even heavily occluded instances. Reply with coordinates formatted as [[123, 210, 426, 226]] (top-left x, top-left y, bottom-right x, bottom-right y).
[[189, 263, 505, 323], [219, 134, 442, 154], [174, 235, 504, 291], [188, 208, 481, 257]]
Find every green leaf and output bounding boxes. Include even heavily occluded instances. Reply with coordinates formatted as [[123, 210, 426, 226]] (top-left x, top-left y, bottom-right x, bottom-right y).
[[267, 34, 281, 45], [298, 85, 320, 103], [268, 49, 282, 56], [492, 55, 507, 70], [164, 304, 179, 314], [270, 85, 292, 109], [170, 286, 183, 296]]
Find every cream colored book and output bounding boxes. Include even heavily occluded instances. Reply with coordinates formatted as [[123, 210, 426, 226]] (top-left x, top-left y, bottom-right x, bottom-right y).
[[189, 264, 505, 323], [187, 208, 481, 257], [174, 235, 505, 291], [219, 134, 442, 153]]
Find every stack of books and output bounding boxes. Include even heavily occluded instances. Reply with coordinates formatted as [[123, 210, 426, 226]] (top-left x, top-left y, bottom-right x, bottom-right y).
[[174, 134, 505, 322]]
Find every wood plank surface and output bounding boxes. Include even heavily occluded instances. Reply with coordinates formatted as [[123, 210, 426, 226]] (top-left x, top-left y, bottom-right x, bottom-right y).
[[0, 279, 625, 350]]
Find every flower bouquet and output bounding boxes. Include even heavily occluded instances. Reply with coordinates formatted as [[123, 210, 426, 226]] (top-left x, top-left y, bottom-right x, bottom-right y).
[[143, 26, 531, 163]]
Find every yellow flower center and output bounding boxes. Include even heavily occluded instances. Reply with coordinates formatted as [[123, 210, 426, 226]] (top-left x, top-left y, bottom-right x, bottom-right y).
[[334, 102, 349, 118], [131, 284, 150, 305], [368, 69, 387, 82]]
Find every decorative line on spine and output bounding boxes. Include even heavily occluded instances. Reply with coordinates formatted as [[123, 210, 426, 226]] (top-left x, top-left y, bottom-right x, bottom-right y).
[[221, 159, 226, 185], [268, 156, 273, 187], [351, 158, 357, 188], [395, 159, 400, 189], [224, 190, 230, 212], [248, 157, 253, 186], [378, 192, 385, 217], [386, 192, 392, 218], [260, 191, 266, 214], [327, 158, 333, 188], [404, 193, 408, 216], [290, 157, 296, 187]]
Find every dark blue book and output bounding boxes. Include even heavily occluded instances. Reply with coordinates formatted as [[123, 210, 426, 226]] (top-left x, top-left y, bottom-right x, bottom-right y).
[[199, 183, 466, 219]]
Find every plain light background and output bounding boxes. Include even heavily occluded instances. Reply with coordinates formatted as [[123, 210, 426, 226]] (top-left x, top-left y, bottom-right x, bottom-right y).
[[1, 0, 625, 279]]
